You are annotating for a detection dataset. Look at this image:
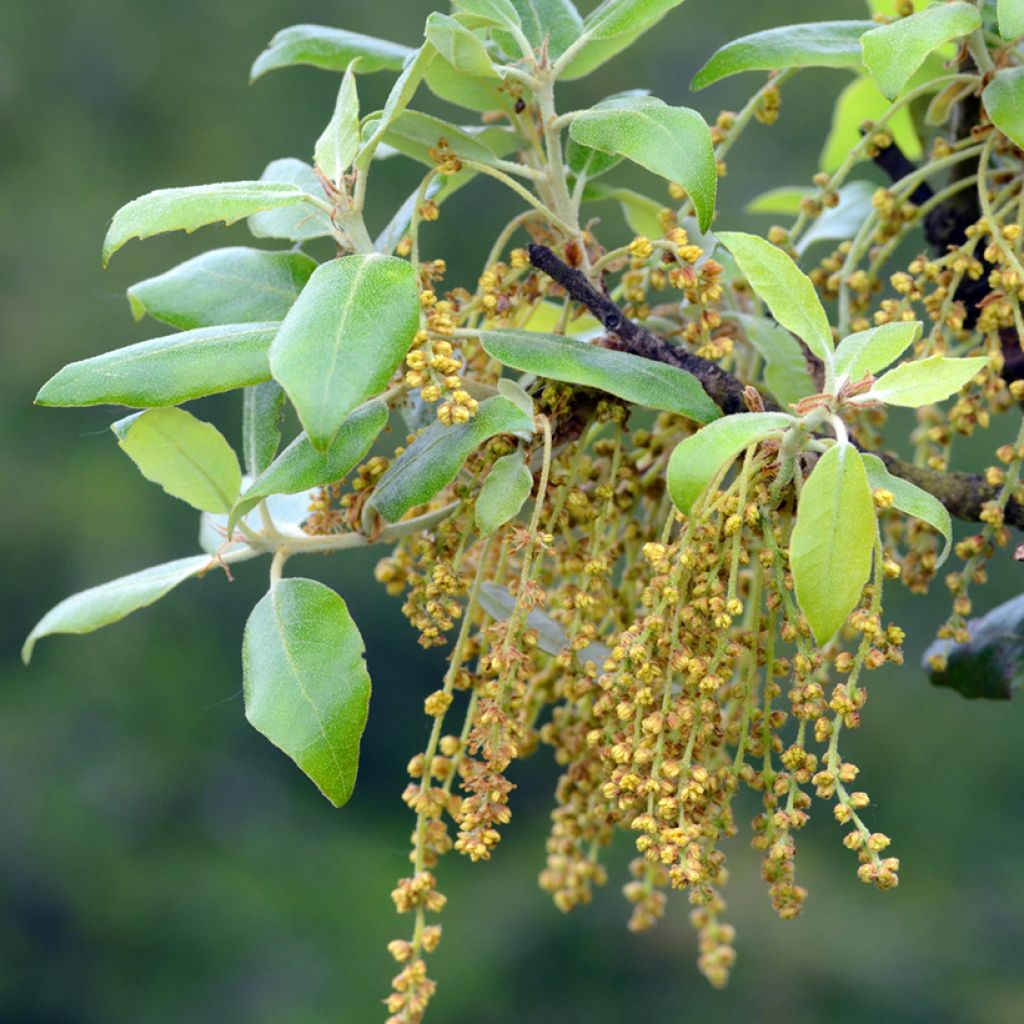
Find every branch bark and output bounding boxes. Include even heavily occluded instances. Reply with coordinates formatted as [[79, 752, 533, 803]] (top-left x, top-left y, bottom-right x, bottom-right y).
[[527, 243, 1024, 530]]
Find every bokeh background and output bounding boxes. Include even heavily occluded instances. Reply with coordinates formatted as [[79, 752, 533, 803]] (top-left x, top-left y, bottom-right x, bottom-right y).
[[2, 1, 1023, 1021]]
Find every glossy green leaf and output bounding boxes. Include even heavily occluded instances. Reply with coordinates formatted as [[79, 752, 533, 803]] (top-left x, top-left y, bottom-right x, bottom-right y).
[[716, 231, 833, 365], [425, 12, 500, 79], [315, 62, 361, 183], [250, 24, 413, 79], [746, 186, 813, 215], [22, 554, 212, 664], [791, 443, 876, 644], [821, 74, 922, 173], [833, 320, 921, 381], [475, 453, 533, 533], [561, 0, 685, 79], [127, 247, 316, 329], [724, 313, 815, 409], [692, 20, 874, 90], [925, 594, 1024, 700], [115, 408, 242, 513], [667, 413, 792, 514], [479, 328, 721, 422], [861, 355, 988, 408], [269, 255, 419, 451], [242, 381, 287, 477], [103, 182, 315, 265], [861, 2, 980, 99], [36, 322, 278, 408], [367, 395, 534, 525], [230, 400, 388, 534], [248, 159, 333, 241], [243, 578, 371, 807], [983, 67, 1024, 149], [861, 453, 951, 567], [568, 96, 716, 231], [998, 0, 1024, 40], [795, 180, 876, 256]]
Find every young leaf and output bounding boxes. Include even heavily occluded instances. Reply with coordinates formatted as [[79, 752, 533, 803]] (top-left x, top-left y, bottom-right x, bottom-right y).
[[479, 328, 722, 423], [498, 0, 582, 61], [475, 453, 533, 534], [983, 67, 1024, 150], [561, 0, 685, 80], [692, 21, 874, 90], [860, 355, 988, 408], [36, 322, 278, 408], [269, 254, 419, 451], [453, 0, 522, 34], [425, 12, 500, 79], [230, 400, 388, 534], [666, 413, 792, 514], [722, 313, 815, 409], [424, 53, 520, 113], [315, 62, 361, 184], [22, 554, 212, 664], [998, 0, 1024, 40], [248, 159, 333, 241], [127, 247, 316, 329], [860, 453, 951, 567], [791, 443, 876, 645], [242, 381, 287, 477], [102, 182, 315, 264], [833, 321, 921, 381], [242, 578, 371, 808], [497, 378, 535, 419], [250, 24, 413, 79], [367, 395, 534, 525], [716, 231, 834, 365], [115, 407, 242, 514], [568, 96, 716, 231], [861, 2, 981, 100], [373, 109, 518, 166], [794, 181, 876, 256]]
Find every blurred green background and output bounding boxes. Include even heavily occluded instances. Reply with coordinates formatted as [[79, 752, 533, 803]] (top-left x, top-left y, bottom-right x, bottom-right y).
[[2, 1, 1023, 1021]]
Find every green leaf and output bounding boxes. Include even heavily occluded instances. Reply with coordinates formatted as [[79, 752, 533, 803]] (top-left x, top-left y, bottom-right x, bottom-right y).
[[36, 322, 278, 408], [692, 20, 874, 90], [860, 355, 988, 408], [479, 328, 722, 422], [861, 2, 980, 100], [861, 453, 951, 567], [115, 407, 242, 513], [983, 67, 1024, 149], [746, 186, 813, 215], [373, 109, 518, 166], [723, 312, 815, 409], [925, 594, 1024, 700], [561, 0, 685, 79], [791, 443, 876, 645], [794, 180, 876, 256], [821, 74, 922, 173], [242, 381, 287, 477], [453, 0, 523, 34], [475, 453, 533, 533], [127, 247, 316, 329], [315, 62, 361, 183], [497, 378, 536, 419], [230, 400, 388, 534], [498, 0, 583, 61], [716, 231, 833, 365], [425, 12, 500, 79], [22, 554, 211, 664], [367, 395, 534, 525], [269, 254, 419, 451], [568, 96, 716, 231], [423, 52, 518, 113], [250, 24, 413, 79], [833, 320, 921, 381], [667, 412, 792, 514], [581, 181, 665, 238], [103, 182, 315, 265], [998, 0, 1024, 40], [248, 159, 333, 242], [243, 578, 371, 807]]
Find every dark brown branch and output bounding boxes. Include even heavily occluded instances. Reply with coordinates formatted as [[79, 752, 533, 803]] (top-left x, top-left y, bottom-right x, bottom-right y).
[[528, 244, 1024, 530]]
